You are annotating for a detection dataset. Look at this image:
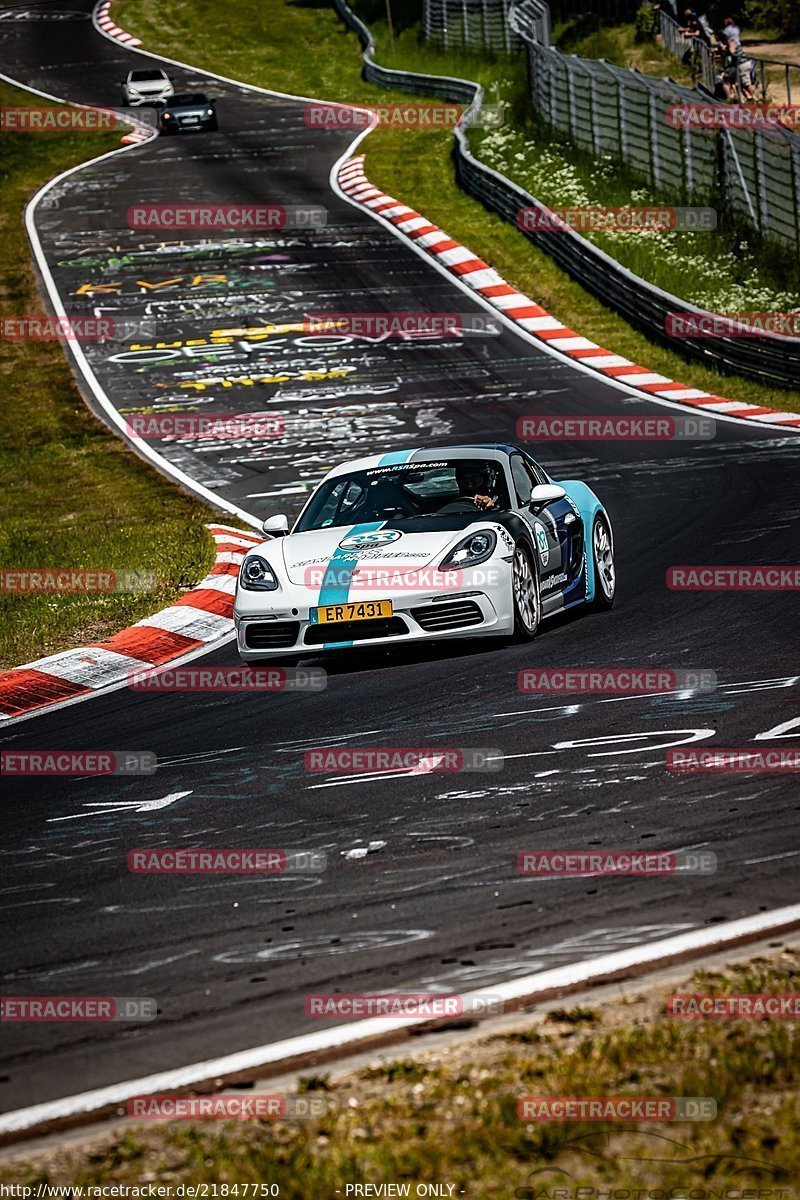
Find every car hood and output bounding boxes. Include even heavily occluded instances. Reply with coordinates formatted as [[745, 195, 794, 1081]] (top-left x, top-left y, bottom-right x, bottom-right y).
[[130, 80, 171, 92], [165, 104, 209, 117], [277, 517, 500, 587]]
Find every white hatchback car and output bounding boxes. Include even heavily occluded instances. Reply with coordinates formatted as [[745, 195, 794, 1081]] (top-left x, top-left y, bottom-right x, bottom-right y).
[[121, 68, 174, 107]]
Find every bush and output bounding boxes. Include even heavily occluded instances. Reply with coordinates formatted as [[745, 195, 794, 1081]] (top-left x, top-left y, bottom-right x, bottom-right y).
[[742, 0, 800, 36], [635, 2, 658, 41]]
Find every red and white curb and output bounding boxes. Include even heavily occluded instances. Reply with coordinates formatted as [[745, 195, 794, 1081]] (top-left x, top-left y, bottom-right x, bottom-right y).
[[0, 525, 262, 722], [95, 0, 141, 46], [338, 156, 800, 429]]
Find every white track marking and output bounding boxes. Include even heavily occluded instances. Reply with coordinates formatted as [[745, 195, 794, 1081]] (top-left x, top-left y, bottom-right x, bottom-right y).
[[754, 716, 800, 740], [47, 791, 192, 822], [1, 903, 798, 1136], [0, 68, 262, 531]]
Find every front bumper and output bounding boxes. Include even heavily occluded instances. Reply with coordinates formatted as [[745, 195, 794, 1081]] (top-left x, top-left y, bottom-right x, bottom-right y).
[[234, 566, 513, 659], [124, 92, 173, 107], [161, 115, 216, 133]]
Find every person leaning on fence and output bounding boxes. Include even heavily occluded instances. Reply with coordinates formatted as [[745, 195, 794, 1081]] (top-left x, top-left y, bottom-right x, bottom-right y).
[[678, 8, 712, 73], [716, 38, 756, 101], [732, 39, 757, 101], [721, 14, 741, 41]]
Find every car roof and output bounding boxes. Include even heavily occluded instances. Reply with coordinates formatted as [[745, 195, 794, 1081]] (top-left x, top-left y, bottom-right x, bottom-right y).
[[324, 445, 521, 478]]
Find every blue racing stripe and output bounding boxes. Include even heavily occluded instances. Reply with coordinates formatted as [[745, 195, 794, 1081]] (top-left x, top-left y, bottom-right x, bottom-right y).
[[377, 449, 416, 466], [318, 521, 384, 649]]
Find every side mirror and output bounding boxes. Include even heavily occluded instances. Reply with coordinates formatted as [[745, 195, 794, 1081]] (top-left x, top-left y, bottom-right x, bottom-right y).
[[528, 484, 566, 511], [262, 514, 289, 537]]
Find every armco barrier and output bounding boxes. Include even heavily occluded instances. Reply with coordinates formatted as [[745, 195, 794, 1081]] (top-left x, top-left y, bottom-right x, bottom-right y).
[[334, 0, 800, 388]]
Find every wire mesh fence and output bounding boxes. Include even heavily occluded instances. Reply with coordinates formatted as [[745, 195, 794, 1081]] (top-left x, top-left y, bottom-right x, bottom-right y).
[[335, 0, 800, 384], [424, 0, 800, 252]]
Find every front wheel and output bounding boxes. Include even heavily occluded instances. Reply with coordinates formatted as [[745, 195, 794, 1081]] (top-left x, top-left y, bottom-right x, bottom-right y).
[[512, 542, 541, 641], [590, 514, 616, 610]]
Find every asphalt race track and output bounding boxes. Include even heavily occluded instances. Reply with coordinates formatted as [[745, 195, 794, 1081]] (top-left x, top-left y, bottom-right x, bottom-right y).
[[1, 0, 799, 1117]]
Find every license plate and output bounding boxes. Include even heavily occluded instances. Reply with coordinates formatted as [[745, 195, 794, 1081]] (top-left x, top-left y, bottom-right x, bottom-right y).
[[310, 599, 393, 624], [182, 116, 200, 123]]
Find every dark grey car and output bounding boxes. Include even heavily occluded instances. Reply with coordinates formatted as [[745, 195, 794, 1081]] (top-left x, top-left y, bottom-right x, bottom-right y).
[[158, 92, 218, 134]]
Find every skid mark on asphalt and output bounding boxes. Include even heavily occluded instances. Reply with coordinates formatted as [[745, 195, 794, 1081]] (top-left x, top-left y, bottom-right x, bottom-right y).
[[417, 924, 696, 992], [213, 929, 433, 964]]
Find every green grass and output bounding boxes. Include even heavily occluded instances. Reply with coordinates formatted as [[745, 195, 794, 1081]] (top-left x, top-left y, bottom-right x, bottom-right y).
[[0, 82, 219, 668], [113, 0, 800, 413], [6, 951, 798, 1190], [554, 14, 695, 83]]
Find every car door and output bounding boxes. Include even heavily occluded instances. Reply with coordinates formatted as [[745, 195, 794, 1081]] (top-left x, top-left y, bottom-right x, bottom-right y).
[[510, 454, 582, 611]]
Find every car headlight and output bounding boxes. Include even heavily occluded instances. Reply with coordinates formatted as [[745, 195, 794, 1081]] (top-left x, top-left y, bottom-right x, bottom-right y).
[[439, 530, 497, 570], [206, 108, 214, 116], [127, 87, 140, 95], [240, 555, 279, 591]]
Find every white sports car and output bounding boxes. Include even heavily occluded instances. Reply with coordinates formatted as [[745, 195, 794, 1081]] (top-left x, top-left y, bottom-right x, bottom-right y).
[[120, 68, 174, 107], [234, 445, 615, 659]]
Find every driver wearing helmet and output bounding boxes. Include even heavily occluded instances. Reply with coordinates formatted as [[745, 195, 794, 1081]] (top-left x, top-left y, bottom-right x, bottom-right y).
[[455, 460, 498, 511]]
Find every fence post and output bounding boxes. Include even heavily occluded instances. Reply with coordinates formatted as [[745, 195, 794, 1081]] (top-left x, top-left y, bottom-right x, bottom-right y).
[[792, 139, 800, 259], [618, 74, 629, 162], [649, 91, 661, 190], [723, 129, 758, 227], [755, 130, 768, 236], [683, 123, 693, 197], [567, 59, 578, 142]]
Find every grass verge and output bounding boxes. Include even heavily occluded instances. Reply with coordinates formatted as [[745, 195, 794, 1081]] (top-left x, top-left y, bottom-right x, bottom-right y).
[[113, 0, 800, 414], [0, 82, 218, 669], [6, 948, 798, 1189]]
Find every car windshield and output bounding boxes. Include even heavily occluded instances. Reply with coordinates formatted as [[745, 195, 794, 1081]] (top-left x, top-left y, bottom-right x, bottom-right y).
[[129, 71, 166, 82], [168, 93, 208, 106], [295, 459, 511, 532]]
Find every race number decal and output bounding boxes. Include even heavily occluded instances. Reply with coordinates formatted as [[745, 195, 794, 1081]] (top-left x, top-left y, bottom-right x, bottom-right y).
[[533, 521, 550, 568]]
